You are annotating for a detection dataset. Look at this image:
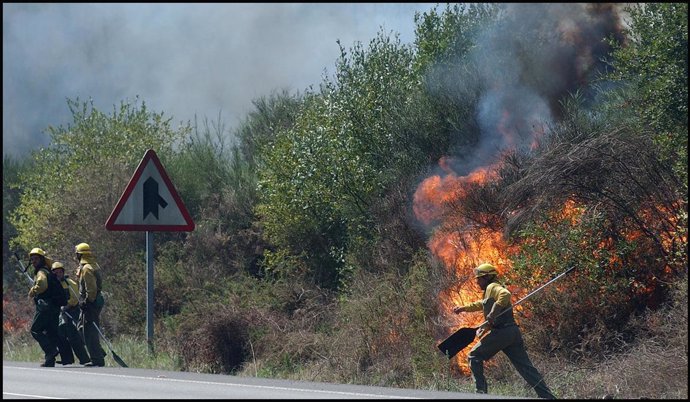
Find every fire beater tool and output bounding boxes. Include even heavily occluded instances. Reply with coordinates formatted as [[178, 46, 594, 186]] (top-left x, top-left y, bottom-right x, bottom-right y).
[[438, 265, 576, 359], [12, 251, 35, 284]]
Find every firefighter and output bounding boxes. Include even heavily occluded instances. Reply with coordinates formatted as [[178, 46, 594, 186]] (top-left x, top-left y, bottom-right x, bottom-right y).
[[74, 242, 106, 367], [453, 263, 556, 399], [27, 248, 60, 367], [52, 261, 92, 365]]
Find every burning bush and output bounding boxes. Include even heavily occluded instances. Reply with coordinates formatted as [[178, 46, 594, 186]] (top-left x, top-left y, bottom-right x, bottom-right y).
[[413, 98, 686, 370], [2, 289, 32, 337], [497, 121, 685, 358]]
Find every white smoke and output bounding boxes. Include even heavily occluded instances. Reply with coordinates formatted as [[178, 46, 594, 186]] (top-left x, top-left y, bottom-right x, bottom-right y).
[[3, 3, 436, 157]]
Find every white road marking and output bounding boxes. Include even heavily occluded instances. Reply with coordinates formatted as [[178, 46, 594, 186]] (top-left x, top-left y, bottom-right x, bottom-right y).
[[2, 392, 66, 399], [5, 366, 420, 399]]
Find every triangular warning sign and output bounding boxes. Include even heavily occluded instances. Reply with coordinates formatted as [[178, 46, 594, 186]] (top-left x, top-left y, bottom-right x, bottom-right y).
[[106, 149, 195, 231]]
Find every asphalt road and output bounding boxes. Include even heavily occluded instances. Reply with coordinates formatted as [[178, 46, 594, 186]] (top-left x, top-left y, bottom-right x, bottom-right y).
[[3, 361, 517, 399]]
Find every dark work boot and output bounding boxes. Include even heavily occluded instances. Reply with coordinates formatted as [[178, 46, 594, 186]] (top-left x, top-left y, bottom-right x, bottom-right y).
[[41, 348, 59, 367]]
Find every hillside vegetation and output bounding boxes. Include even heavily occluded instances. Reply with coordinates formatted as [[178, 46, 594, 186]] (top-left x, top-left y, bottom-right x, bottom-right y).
[[3, 4, 687, 399]]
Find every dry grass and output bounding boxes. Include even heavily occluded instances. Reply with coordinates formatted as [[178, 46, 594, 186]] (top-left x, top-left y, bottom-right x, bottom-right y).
[[5, 267, 686, 399], [536, 276, 688, 399], [229, 268, 688, 399], [255, 270, 689, 399]]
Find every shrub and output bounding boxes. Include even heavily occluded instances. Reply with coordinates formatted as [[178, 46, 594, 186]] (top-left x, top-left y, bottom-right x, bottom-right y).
[[176, 305, 250, 374]]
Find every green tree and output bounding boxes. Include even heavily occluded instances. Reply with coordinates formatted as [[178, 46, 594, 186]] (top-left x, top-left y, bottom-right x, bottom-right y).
[[9, 97, 191, 292], [3, 155, 30, 287], [166, 113, 265, 280], [256, 5, 501, 290], [413, 3, 500, 155], [152, 92, 304, 327], [413, 3, 499, 74], [257, 30, 426, 289], [605, 3, 688, 185], [236, 89, 304, 169]]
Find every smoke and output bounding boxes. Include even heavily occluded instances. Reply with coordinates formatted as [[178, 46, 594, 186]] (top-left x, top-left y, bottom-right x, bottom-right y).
[[427, 3, 626, 175], [3, 3, 435, 157], [413, 6, 629, 355], [412, 3, 627, 237]]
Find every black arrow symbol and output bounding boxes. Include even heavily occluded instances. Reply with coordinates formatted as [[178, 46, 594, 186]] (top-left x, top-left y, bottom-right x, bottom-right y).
[[143, 177, 168, 220]]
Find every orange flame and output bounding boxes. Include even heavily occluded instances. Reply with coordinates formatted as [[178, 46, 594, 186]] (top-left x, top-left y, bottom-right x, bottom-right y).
[[414, 157, 514, 373], [413, 161, 496, 227], [416, 96, 683, 375], [431, 225, 518, 373], [415, 104, 551, 374]]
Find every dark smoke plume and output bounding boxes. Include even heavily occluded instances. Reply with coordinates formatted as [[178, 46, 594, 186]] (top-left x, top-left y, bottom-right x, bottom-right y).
[[430, 3, 626, 174]]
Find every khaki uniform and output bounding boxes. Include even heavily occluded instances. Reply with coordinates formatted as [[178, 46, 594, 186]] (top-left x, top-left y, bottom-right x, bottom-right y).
[[77, 256, 106, 366], [57, 276, 91, 364], [462, 281, 556, 399]]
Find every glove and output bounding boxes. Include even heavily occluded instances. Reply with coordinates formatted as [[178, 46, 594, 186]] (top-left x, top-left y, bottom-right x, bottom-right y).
[[60, 306, 68, 312], [28, 289, 36, 298], [79, 300, 89, 310], [477, 322, 491, 338], [485, 303, 504, 326], [36, 299, 49, 310], [452, 306, 465, 314]]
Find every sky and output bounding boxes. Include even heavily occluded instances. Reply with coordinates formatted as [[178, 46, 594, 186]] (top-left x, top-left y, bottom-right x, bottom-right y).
[[3, 3, 439, 158]]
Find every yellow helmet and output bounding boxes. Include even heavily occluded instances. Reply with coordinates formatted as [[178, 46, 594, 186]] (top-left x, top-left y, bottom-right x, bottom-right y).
[[29, 247, 46, 257], [474, 263, 498, 278], [51, 261, 65, 270], [75, 242, 92, 254]]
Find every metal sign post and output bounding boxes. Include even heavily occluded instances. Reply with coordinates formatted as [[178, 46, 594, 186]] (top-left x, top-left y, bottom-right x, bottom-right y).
[[146, 231, 154, 353]]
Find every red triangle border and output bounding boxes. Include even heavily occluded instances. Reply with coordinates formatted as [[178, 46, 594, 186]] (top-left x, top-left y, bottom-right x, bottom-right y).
[[105, 149, 195, 231]]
